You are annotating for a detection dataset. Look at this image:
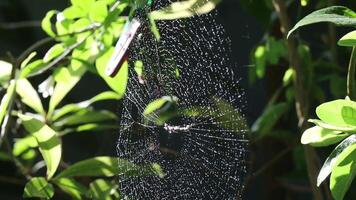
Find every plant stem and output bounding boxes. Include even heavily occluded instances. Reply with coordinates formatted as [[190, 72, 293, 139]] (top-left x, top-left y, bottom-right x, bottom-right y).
[[347, 47, 356, 100], [272, 0, 324, 199]]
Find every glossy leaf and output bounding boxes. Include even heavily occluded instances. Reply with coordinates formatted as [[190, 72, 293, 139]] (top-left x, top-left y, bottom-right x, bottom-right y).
[[288, 6, 356, 38], [338, 30, 356, 47], [18, 114, 62, 179], [316, 99, 356, 127], [330, 143, 356, 200], [16, 79, 45, 115], [301, 126, 348, 147], [317, 135, 356, 186], [23, 177, 54, 199]]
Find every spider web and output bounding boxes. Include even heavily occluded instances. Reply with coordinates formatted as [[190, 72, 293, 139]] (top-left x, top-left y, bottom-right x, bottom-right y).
[[116, 1, 248, 199]]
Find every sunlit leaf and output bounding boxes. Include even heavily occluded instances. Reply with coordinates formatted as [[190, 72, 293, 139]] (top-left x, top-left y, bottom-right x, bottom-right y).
[[18, 114, 62, 179], [20, 59, 46, 78], [48, 65, 86, 117], [55, 157, 163, 179], [16, 79, 45, 115], [54, 110, 117, 127], [288, 6, 356, 38], [0, 60, 12, 86], [52, 91, 121, 121], [23, 177, 54, 199], [144, 96, 179, 125], [62, 6, 87, 19], [42, 10, 58, 37], [0, 80, 15, 127], [149, 0, 220, 20], [21, 52, 37, 69], [89, 1, 109, 22], [53, 178, 88, 200], [317, 135, 356, 186], [44, 44, 65, 63], [338, 30, 356, 47], [13, 136, 38, 161], [95, 47, 128, 97], [88, 179, 114, 200], [308, 119, 356, 132], [330, 143, 356, 200], [316, 99, 356, 127], [301, 126, 348, 147]]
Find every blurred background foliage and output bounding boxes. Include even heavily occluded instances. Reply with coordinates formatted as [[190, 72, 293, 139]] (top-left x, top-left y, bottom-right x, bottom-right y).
[[1, 0, 356, 199]]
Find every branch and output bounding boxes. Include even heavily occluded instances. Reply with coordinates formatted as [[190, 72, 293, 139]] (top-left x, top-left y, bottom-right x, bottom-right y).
[[272, 0, 324, 199]]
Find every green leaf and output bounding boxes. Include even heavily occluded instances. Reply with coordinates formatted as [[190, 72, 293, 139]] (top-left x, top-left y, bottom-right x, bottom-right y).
[[48, 65, 86, 117], [18, 114, 62, 179], [55, 157, 136, 179], [54, 157, 163, 179], [21, 52, 37, 69], [88, 179, 114, 200], [301, 126, 348, 147], [16, 79, 45, 115], [288, 6, 356, 38], [53, 178, 88, 200], [23, 177, 54, 199], [308, 119, 356, 132], [144, 96, 179, 125], [62, 6, 87, 19], [254, 46, 266, 78], [149, 0, 221, 20], [316, 99, 356, 127], [317, 135, 356, 186], [0, 60, 12, 86], [42, 10, 58, 37], [44, 44, 65, 63], [20, 59, 46, 78], [52, 91, 120, 121], [54, 110, 117, 127], [89, 1, 108, 22], [251, 102, 289, 138], [338, 30, 356, 47], [283, 68, 294, 86], [330, 143, 356, 200], [95, 47, 128, 97], [74, 123, 119, 132], [13, 136, 38, 161], [0, 80, 16, 127], [71, 0, 95, 9]]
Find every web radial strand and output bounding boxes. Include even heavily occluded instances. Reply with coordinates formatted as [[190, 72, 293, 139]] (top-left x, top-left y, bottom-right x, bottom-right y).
[[116, 1, 248, 199]]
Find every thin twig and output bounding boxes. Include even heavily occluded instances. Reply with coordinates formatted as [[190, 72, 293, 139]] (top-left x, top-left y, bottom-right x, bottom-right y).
[[0, 21, 41, 30]]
